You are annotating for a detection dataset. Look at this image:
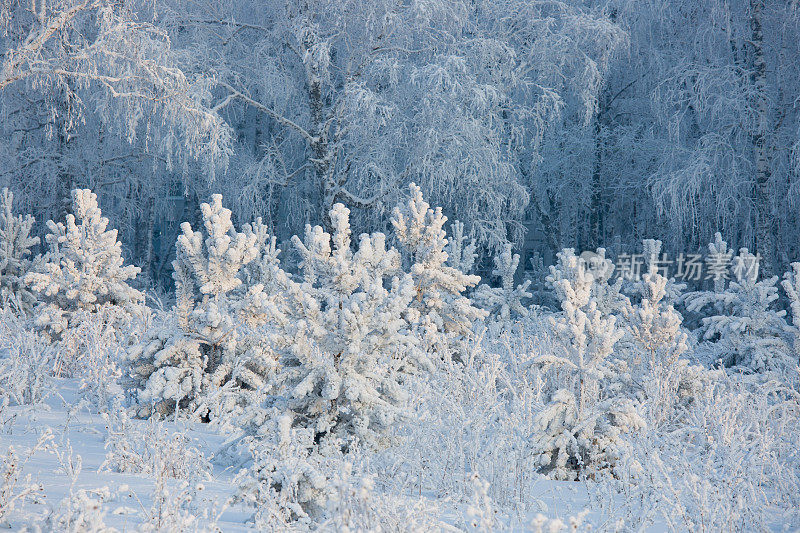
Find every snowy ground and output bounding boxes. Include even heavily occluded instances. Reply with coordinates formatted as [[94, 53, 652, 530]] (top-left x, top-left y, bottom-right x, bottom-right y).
[[1, 379, 613, 532]]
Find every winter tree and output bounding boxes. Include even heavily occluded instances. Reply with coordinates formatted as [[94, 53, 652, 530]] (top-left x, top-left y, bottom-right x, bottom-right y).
[[781, 263, 800, 361], [391, 183, 486, 360], [125, 194, 278, 418], [685, 248, 794, 372], [25, 189, 144, 344], [640, 239, 686, 305], [0, 188, 39, 312], [260, 202, 427, 448], [623, 266, 708, 427], [581, 0, 800, 273], [154, 0, 626, 253], [0, 0, 232, 174], [583, 248, 629, 318], [446, 220, 477, 275], [531, 249, 643, 480], [473, 243, 532, 326]]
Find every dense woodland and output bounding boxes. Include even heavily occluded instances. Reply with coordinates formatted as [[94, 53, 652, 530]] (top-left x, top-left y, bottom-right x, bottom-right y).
[[3, 0, 800, 283]]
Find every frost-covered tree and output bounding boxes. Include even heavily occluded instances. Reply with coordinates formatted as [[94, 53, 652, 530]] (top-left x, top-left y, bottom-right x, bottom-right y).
[[125, 195, 278, 418], [588, 0, 800, 272], [261, 203, 427, 448], [153, 0, 625, 252], [531, 249, 643, 480], [25, 189, 143, 343], [473, 243, 532, 325], [391, 184, 486, 360], [583, 248, 629, 318], [0, 188, 39, 312], [628, 272, 688, 374], [706, 233, 733, 293], [446, 220, 477, 275], [685, 248, 793, 372], [0, 0, 232, 173], [623, 268, 712, 426], [781, 262, 800, 359], [640, 239, 686, 305]]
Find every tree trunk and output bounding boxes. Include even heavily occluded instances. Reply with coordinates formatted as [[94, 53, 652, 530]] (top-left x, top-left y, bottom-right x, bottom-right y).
[[589, 117, 604, 251], [749, 0, 774, 276]]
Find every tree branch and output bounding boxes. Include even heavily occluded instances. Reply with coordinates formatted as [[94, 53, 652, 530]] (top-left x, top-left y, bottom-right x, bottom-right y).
[[216, 81, 316, 145]]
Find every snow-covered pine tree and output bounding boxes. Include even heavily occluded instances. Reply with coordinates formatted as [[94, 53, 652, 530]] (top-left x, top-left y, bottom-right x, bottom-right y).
[[391, 184, 486, 360], [531, 248, 643, 480], [685, 248, 793, 372], [623, 266, 713, 427], [446, 220, 477, 275], [262, 203, 427, 448], [473, 243, 532, 327], [240, 218, 289, 301], [641, 239, 686, 305], [235, 205, 434, 521], [781, 262, 800, 362], [125, 195, 279, 418], [0, 188, 39, 313], [585, 248, 629, 318], [707, 232, 732, 293], [25, 189, 143, 344]]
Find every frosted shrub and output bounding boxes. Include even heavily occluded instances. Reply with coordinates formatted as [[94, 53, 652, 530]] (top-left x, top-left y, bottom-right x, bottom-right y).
[[42, 487, 116, 533], [463, 474, 497, 532], [236, 414, 331, 524], [473, 242, 532, 328], [377, 330, 542, 514], [25, 189, 144, 347], [392, 183, 486, 360], [0, 188, 39, 313], [685, 247, 794, 373], [101, 410, 211, 482], [621, 377, 800, 532], [322, 460, 444, 532], [531, 249, 644, 480], [0, 308, 56, 406], [136, 479, 218, 533], [125, 195, 278, 419], [0, 430, 51, 526], [59, 310, 126, 409]]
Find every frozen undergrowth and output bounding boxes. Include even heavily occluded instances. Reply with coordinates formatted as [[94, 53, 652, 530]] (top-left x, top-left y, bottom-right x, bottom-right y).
[[2, 322, 797, 531]]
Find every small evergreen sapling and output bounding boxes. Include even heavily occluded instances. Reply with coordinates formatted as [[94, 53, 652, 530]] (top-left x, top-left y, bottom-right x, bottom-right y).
[[236, 204, 432, 520], [264, 203, 427, 447], [446, 220, 477, 275], [473, 243, 532, 326], [623, 265, 712, 426], [781, 262, 800, 363], [391, 184, 486, 359], [531, 249, 643, 480], [685, 248, 793, 372], [25, 189, 143, 344], [640, 239, 686, 305], [707, 232, 733, 293], [126, 195, 278, 418], [0, 188, 39, 312]]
